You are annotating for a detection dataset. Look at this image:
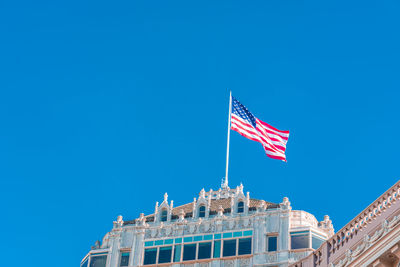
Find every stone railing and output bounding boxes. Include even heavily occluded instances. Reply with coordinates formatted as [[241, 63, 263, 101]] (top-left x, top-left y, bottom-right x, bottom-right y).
[[289, 180, 400, 267]]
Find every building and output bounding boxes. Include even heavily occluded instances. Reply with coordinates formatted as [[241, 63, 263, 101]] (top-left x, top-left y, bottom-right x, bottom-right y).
[[81, 180, 400, 267], [80, 181, 334, 267], [290, 180, 400, 267]]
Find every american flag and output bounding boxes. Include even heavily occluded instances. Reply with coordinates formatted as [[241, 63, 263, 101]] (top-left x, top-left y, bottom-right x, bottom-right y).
[[230, 97, 289, 161]]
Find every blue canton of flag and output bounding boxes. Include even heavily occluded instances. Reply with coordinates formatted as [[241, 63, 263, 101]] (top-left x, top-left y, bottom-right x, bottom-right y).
[[232, 97, 256, 128]]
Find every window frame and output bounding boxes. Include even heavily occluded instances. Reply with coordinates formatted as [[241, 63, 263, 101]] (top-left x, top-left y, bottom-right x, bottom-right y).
[[158, 245, 173, 264], [142, 229, 254, 264], [88, 253, 108, 267], [266, 233, 278, 252], [237, 201, 244, 213], [290, 231, 311, 250], [160, 209, 168, 222], [119, 250, 130, 267], [199, 205, 206, 218]]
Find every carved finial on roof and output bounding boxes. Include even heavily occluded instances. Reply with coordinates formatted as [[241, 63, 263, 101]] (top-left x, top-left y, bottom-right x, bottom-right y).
[[217, 205, 224, 217], [170, 200, 174, 209], [91, 240, 101, 249], [164, 192, 168, 202], [281, 197, 291, 210], [258, 201, 266, 212], [239, 183, 244, 193], [200, 188, 206, 198], [178, 209, 185, 221], [319, 214, 334, 237], [137, 213, 146, 226], [155, 202, 159, 213], [113, 215, 124, 228]]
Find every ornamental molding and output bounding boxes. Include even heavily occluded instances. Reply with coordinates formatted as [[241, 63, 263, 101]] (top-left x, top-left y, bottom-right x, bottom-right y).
[[330, 215, 400, 267]]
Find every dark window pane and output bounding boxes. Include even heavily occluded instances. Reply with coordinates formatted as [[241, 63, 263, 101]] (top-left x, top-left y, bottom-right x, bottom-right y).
[[120, 253, 130, 266], [81, 259, 88, 267], [237, 201, 244, 213], [312, 236, 325, 250], [158, 246, 172, 263], [198, 242, 212, 259], [143, 248, 157, 265], [223, 239, 237, 257], [238, 238, 252, 255], [90, 255, 107, 267], [267, 236, 277, 252], [173, 245, 181, 262], [291, 234, 309, 249], [161, 210, 168, 222], [183, 244, 196, 261], [199, 206, 206, 218], [213, 241, 221, 258]]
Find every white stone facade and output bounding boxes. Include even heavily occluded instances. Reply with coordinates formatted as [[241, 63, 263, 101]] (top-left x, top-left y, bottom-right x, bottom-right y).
[[81, 183, 334, 267]]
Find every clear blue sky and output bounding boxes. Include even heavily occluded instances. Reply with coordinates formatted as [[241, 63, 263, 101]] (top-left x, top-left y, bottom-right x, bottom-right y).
[[1, 1, 399, 266]]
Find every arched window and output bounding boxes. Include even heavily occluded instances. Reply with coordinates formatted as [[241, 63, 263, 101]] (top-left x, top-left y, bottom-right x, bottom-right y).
[[199, 205, 206, 218], [237, 201, 244, 213], [161, 209, 168, 222]]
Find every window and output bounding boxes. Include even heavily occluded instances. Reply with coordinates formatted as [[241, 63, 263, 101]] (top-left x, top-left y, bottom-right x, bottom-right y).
[[173, 245, 181, 262], [213, 240, 221, 258], [223, 239, 237, 257], [238, 238, 252, 255], [198, 242, 212, 259], [120, 252, 130, 266], [237, 201, 244, 213], [143, 248, 157, 265], [183, 244, 196, 261], [161, 209, 168, 222], [199, 205, 206, 218], [267, 236, 278, 252], [90, 255, 107, 267], [158, 246, 172, 263], [291, 232, 310, 249], [312, 235, 325, 250]]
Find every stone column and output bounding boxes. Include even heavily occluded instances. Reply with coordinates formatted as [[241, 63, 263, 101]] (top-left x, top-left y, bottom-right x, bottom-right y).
[[132, 228, 145, 267]]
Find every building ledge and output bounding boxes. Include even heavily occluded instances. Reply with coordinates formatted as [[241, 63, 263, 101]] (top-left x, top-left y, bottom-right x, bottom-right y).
[[138, 254, 252, 267]]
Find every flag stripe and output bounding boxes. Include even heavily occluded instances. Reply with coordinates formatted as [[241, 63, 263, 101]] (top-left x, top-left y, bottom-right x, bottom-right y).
[[231, 116, 286, 155], [230, 97, 289, 161], [232, 115, 287, 152], [257, 119, 290, 135], [232, 122, 285, 155]]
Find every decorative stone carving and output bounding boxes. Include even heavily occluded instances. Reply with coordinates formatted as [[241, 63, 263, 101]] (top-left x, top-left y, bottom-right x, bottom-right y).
[[91, 240, 101, 250], [240, 258, 251, 267], [242, 217, 251, 227], [224, 259, 235, 267], [217, 205, 224, 217], [178, 209, 186, 223], [189, 223, 197, 234], [136, 213, 146, 226], [165, 226, 172, 236], [281, 197, 291, 210], [113, 215, 124, 228], [228, 219, 235, 230], [151, 228, 158, 238]]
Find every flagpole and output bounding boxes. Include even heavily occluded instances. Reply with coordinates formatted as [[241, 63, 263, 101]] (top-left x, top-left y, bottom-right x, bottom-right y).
[[224, 91, 232, 188]]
